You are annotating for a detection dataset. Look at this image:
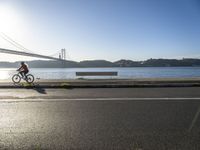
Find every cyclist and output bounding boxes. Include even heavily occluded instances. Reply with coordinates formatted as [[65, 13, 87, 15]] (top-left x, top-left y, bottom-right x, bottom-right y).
[[17, 62, 29, 79]]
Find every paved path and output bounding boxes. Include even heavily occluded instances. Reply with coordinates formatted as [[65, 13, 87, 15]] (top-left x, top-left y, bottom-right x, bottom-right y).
[[1, 78, 200, 88], [1, 87, 200, 99], [0, 88, 200, 149]]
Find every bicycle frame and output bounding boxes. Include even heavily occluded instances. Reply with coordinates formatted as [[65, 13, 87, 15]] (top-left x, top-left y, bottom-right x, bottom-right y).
[[17, 71, 28, 79]]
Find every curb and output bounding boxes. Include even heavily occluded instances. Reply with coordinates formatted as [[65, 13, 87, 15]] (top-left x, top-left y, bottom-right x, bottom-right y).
[[0, 83, 200, 88]]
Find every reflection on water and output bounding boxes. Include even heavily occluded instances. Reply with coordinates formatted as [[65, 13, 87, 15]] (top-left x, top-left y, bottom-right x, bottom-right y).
[[0, 68, 14, 80], [0, 67, 200, 80]]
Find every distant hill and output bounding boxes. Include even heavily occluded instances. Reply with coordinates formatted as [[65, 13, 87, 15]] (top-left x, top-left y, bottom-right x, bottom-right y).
[[142, 58, 200, 67], [80, 60, 117, 67], [27, 60, 80, 68], [1, 58, 200, 68], [0, 60, 81, 68], [114, 59, 142, 67]]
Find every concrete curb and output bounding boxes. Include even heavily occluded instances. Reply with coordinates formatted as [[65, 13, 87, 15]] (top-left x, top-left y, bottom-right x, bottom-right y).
[[0, 82, 200, 88], [1, 78, 200, 88]]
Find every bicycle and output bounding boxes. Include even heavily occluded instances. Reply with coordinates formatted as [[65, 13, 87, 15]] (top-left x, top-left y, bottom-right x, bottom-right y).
[[12, 71, 35, 84]]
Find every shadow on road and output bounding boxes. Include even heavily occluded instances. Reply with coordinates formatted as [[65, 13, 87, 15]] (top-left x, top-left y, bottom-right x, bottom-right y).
[[32, 87, 47, 94]]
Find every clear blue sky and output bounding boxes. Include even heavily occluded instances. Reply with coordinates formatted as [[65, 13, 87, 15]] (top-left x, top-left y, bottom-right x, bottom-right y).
[[0, 0, 200, 61]]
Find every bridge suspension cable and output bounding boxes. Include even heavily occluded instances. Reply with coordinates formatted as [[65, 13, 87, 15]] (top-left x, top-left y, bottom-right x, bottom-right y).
[[48, 50, 61, 57], [0, 32, 34, 53], [0, 33, 70, 61]]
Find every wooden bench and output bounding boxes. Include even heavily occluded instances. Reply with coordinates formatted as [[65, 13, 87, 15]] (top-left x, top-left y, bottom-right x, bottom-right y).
[[76, 72, 118, 76]]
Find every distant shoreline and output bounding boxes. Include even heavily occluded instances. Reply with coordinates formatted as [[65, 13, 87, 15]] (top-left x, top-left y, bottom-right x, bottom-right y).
[[1, 58, 200, 68], [0, 66, 200, 69]]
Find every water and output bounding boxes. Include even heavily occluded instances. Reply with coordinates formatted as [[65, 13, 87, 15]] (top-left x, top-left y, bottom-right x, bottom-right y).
[[1, 67, 200, 80]]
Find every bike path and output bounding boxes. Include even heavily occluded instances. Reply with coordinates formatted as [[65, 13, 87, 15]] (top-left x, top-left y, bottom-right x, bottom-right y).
[[0, 78, 200, 88]]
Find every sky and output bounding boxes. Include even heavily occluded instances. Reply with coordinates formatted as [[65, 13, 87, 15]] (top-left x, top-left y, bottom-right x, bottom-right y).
[[0, 0, 200, 62]]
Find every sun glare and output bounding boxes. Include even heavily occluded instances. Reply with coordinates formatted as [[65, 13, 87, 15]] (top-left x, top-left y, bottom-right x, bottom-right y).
[[0, 5, 20, 33], [0, 68, 10, 79]]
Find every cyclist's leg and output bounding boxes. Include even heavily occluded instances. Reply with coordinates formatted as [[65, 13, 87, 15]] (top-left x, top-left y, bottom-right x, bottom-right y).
[[19, 71, 24, 78], [24, 71, 29, 79]]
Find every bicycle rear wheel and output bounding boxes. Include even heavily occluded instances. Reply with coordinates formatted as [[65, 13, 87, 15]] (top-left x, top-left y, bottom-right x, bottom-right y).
[[12, 74, 21, 83], [26, 74, 34, 83]]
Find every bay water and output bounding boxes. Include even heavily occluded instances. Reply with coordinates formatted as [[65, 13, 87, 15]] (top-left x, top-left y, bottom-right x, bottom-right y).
[[0, 67, 200, 80]]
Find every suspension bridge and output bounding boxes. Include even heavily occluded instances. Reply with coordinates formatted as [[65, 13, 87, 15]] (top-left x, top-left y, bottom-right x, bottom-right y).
[[0, 47, 66, 61], [0, 33, 67, 61]]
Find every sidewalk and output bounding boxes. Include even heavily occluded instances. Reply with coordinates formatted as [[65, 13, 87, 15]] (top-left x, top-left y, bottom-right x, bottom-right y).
[[1, 78, 200, 88]]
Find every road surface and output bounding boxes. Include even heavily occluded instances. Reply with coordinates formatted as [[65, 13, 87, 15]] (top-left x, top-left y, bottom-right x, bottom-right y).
[[0, 87, 200, 149]]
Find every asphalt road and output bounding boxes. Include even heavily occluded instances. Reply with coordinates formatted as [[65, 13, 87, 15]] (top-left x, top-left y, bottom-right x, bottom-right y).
[[0, 87, 200, 149]]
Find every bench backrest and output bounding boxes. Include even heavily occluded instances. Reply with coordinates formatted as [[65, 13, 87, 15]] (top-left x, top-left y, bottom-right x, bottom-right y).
[[76, 72, 118, 76]]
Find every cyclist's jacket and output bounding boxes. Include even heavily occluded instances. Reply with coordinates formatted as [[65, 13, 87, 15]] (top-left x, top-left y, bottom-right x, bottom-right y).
[[19, 64, 29, 72]]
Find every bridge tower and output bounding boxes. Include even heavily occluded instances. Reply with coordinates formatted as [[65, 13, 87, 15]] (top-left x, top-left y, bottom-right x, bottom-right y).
[[61, 49, 66, 60]]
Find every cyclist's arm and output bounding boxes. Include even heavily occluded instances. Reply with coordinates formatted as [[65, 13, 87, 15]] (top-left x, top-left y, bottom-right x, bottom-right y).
[[17, 66, 22, 71]]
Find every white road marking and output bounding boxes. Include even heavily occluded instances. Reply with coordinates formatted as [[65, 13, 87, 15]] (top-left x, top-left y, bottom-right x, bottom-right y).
[[0, 97, 200, 102], [189, 105, 200, 132]]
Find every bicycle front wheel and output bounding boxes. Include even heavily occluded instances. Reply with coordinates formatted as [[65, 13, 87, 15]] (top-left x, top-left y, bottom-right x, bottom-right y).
[[12, 74, 21, 83], [26, 74, 34, 83]]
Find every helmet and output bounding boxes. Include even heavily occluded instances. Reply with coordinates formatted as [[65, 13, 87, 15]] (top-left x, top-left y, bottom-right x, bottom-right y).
[[21, 61, 25, 65]]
